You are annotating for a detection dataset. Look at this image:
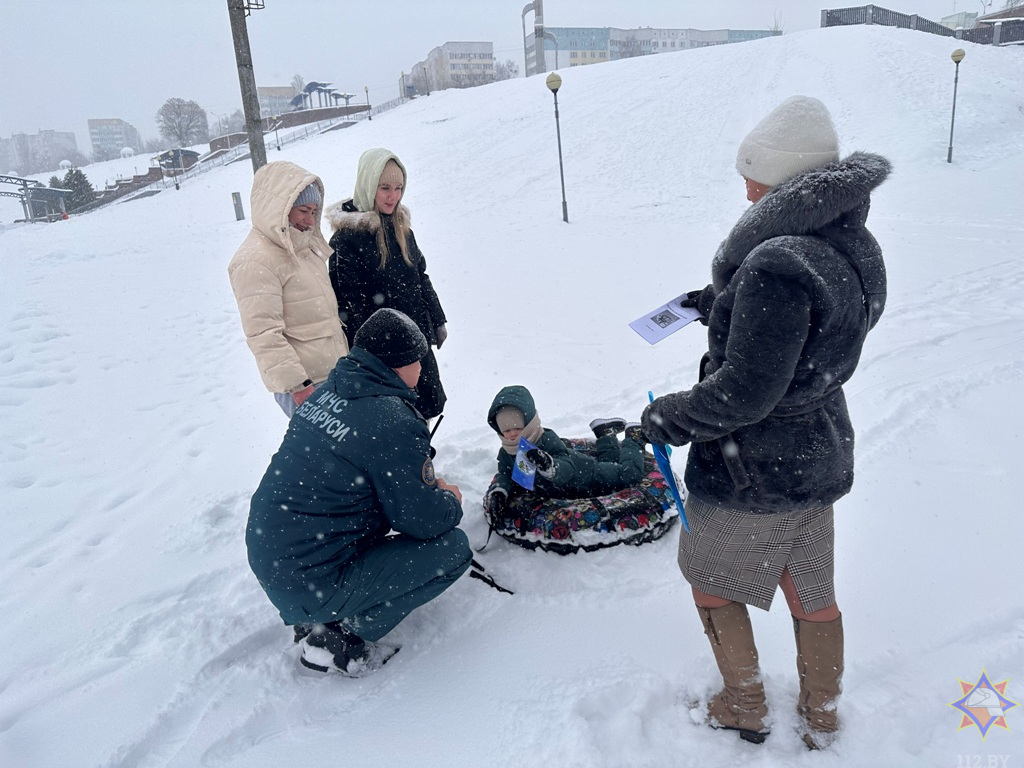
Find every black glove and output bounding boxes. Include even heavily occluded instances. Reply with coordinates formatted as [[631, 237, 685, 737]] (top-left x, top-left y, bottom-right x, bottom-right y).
[[678, 284, 716, 326], [434, 324, 448, 348], [484, 486, 508, 516], [525, 448, 555, 477], [641, 401, 677, 447]]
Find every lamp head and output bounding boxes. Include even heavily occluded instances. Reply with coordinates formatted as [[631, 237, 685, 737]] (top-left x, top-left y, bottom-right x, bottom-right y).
[[546, 72, 562, 93], [951, 48, 966, 64]]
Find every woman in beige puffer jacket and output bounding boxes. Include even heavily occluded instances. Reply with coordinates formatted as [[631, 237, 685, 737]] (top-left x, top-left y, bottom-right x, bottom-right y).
[[228, 161, 348, 415]]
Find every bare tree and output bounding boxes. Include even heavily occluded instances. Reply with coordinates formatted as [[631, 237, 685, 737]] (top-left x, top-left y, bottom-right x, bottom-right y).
[[226, 109, 246, 133], [770, 12, 784, 35], [450, 72, 494, 89], [616, 33, 647, 59], [291, 74, 305, 94], [17, 146, 89, 175], [494, 58, 520, 81], [91, 146, 121, 163], [155, 98, 210, 146]]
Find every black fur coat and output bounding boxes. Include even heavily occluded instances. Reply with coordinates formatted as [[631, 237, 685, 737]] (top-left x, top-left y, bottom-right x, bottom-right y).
[[643, 152, 891, 513]]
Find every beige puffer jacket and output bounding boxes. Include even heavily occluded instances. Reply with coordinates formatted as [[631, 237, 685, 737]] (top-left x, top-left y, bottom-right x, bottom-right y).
[[228, 161, 348, 393]]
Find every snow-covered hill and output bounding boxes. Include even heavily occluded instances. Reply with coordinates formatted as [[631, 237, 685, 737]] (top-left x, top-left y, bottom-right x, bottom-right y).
[[1, 25, 1022, 767]]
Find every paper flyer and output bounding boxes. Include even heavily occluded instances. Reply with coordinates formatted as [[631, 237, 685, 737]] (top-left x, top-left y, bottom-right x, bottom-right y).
[[511, 436, 538, 490], [629, 292, 703, 344]]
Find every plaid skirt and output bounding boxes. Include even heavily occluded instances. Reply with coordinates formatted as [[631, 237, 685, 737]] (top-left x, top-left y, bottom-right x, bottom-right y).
[[678, 496, 836, 613]]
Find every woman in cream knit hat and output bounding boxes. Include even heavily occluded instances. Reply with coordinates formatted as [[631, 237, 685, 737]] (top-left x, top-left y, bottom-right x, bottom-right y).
[[643, 96, 891, 749]]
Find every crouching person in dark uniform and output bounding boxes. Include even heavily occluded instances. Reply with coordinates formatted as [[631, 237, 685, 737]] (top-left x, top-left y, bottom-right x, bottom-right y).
[[246, 308, 472, 677]]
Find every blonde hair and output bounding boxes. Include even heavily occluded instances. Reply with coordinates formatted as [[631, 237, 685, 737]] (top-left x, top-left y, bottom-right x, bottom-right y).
[[373, 205, 413, 269], [373, 160, 412, 268]]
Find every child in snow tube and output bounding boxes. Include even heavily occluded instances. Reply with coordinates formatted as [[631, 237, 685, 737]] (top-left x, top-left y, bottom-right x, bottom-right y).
[[484, 385, 647, 511], [482, 386, 678, 554]]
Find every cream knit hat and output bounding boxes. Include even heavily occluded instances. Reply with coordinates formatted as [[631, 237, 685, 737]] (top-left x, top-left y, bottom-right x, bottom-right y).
[[378, 159, 405, 187], [735, 96, 839, 187], [352, 148, 408, 212]]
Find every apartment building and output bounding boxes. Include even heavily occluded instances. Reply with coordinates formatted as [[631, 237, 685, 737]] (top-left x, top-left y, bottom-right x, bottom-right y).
[[0, 129, 79, 175], [407, 41, 495, 96], [258, 86, 298, 117], [88, 118, 142, 159], [528, 25, 778, 75]]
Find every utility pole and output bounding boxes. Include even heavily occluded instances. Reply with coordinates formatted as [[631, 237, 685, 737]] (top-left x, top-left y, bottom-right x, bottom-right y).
[[534, 0, 546, 74], [226, 0, 267, 173]]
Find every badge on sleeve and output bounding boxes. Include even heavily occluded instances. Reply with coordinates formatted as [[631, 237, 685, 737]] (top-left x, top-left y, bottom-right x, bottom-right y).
[[422, 457, 437, 486]]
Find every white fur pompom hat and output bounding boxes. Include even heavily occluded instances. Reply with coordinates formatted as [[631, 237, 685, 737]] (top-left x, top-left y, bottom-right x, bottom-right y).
[[735, 96, 839, 187]]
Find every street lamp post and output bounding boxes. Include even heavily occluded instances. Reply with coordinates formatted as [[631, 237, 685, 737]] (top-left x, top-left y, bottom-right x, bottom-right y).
[[272, 114, 281, 151], [209, 110, 226, 138], [545, 72, 568, 223], [947, 48, 966, 164], [544, 31, 559, 69], [365, 86, 372, 121]]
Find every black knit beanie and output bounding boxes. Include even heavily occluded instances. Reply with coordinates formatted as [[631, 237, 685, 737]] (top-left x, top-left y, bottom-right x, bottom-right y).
[[353, 308, 428, 368]]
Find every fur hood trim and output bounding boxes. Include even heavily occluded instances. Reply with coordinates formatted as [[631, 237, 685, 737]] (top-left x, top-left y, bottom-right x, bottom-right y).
[[712, 151, 891, 291], [324, 200, 411, 235]]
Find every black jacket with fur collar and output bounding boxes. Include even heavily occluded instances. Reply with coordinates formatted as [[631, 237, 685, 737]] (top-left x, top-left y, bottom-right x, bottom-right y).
[[643, 152, 891, 513], [325, 200, 446, 347]]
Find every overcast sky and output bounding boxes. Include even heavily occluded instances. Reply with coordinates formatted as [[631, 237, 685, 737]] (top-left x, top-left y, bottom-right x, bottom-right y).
[[1, 0, 966, 150]]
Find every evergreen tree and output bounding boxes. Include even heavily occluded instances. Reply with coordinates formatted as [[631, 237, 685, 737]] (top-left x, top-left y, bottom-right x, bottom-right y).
[[48, 176, 63, 189], [62, 168, 96, 211]]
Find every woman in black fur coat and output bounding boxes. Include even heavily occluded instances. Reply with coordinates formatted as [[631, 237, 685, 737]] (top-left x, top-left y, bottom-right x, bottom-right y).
[[642, 96, 890, 750]]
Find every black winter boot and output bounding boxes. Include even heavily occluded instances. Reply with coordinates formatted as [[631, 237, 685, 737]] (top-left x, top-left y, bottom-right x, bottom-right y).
[[299, 622, 399, 677], [589, 417, 626, 439], [624, 422, 646, 445]]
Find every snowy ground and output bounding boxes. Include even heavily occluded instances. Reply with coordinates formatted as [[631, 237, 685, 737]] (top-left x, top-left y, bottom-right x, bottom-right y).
[[1, 25, 1022, 768]]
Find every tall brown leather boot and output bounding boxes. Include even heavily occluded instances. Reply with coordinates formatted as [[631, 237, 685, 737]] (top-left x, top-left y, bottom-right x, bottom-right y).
[[793, 614, 844, 749], [698, 602, 770, 744]]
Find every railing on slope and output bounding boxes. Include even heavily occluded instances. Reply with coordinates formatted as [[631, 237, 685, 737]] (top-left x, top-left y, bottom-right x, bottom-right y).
[[821, 5, 1023, 45]]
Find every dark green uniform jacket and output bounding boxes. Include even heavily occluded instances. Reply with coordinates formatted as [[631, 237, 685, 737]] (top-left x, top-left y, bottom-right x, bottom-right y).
[[246, 347, 463, 624]]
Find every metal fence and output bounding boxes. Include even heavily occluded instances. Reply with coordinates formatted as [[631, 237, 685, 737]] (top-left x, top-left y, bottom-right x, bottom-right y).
[[60, 94, 418, 216], [822, 5, 1024, 45], [106, 100, 416, 209]]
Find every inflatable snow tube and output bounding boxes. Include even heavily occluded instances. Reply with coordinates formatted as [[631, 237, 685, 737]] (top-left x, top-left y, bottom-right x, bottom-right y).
[[483, 438, 681, 555]]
